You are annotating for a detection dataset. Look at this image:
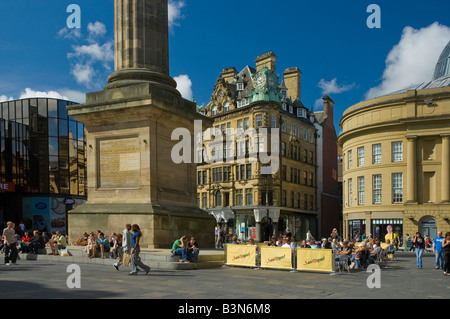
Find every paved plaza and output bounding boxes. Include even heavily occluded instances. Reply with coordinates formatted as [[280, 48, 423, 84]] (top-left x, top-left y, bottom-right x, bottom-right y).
[[0, 251, 449, 300]]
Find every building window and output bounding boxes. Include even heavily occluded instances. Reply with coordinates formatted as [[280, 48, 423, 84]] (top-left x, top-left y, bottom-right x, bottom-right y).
[[235, 189, 243, 206], [348, 150, 353, 169], [281, 142, 286, 156], [348, 178, 353, 207], [291, 191, 295, 207], [223, 102, 230, 112], [246, 164, 252, 180], [202, 193, 207, 208], [271, 115, 277, 128], [303, 128, 307, 141], [215, 191, 222, 207], [256, 114, 263, 128], [357, 147, 365, 167], [237, 119, 243, 132], [244, 118, 250, 131], [282, 103, 287, 111], [392, 141, 403, 162], [211, 105, 218, 116], [282, 190, 287, 206], [223, 166, 231, 182], [309, 195, 314, 210], [237, 140, 245, 157], [245, 189, 253, 205], [202, 171, 207, 184], [237, 83, 244, 91], [240, 165, 245, 180], [309, 131, 314, 143], [358, 176, 365, 205], [373, 174, 382, 204], [281, 120, 286, 132], [289, 105, 293, 114], [392, 173, 403, 203], [372, 144, 381, 164], [297, 108, 306, 118]]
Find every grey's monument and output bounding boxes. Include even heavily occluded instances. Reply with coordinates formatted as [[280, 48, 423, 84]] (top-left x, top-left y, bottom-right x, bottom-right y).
[[67, 0, 215, 248]]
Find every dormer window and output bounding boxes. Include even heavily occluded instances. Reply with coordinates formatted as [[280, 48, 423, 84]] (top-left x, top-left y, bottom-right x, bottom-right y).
[[281, 89, 287, 98], [289, 105, 293, 114], [211, 105, 218, 116], [282, 103, 287, 111], [237, 83, 244, 91], [297, 108, 306, 118]]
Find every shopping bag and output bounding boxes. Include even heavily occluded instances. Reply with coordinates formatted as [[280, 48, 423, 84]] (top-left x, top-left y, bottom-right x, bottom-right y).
[[121, 252, 131, 266]]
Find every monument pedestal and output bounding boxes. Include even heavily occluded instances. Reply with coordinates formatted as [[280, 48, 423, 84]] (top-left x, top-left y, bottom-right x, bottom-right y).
[[67, 82, 215, 248]]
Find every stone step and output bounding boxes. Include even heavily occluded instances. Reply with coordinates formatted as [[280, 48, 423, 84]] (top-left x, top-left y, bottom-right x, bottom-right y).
[[21, 246, 225, 271]]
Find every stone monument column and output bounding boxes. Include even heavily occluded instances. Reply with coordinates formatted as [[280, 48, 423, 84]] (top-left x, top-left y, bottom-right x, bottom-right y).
[[67, 0, 214, 248], [106, 0, 177, 95]]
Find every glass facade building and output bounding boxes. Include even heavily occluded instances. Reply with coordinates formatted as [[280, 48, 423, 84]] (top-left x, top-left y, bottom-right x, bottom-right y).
[[0, 98, 87, 233]]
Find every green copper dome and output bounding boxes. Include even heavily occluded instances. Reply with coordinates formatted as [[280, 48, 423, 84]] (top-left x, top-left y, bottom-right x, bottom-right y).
[[433, 41, 450, 80]]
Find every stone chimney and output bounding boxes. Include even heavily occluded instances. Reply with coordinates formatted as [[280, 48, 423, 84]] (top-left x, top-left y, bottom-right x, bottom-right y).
[[220, 67, 238, 83], [255, 52, 277, 72], [323, 95, 335, 120], [283, 67, 302, 101]]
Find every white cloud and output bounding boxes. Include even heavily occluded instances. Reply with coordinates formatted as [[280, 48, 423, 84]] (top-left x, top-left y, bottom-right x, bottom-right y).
[[168, 0, 186, 28], [174, 74, 193, 101], [315, 78, 355, 109], [19, 88, 69, 100], [87, 22, 107, 41], [318, 78, 355, 95], [58, 89, 86, 104], [1, 88, 86, 104], [366, 22, 450, 100], [63, 21, 114, 89], [0, 95, 13, 102], [70, 63, 96, 87], [57, 27, 82, 41]]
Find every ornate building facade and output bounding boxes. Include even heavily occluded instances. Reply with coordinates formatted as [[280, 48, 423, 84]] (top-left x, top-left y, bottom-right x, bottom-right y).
[[338, 41, 450, 242], [197, 52, 338, 242]]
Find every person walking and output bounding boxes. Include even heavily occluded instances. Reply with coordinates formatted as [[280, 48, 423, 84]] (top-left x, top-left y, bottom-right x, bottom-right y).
[[2, 221, 18, 265], [114, 224, 132, 271], [413, 232, 425, 269], [129, 224, 150, 275], [433, 231, 445, 270], [442, 232, 450, 276], [215, 225, 220, 249]]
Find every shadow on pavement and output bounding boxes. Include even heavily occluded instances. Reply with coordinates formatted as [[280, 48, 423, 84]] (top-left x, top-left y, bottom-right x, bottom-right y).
[[0, 280, 121, 299]]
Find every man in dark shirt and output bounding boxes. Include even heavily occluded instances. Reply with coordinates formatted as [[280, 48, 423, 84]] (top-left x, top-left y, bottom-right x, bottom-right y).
[[27, 230, 45, 254]]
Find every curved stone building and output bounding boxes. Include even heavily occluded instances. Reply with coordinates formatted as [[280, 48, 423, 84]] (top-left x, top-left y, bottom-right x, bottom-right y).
[[338, 41, 450, 243]]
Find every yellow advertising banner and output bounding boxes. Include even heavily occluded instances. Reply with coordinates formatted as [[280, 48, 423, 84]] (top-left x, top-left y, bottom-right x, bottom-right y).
[[296, 248, 333, 273], [260, 247, 293, 270], [225, 245, 257, 267]]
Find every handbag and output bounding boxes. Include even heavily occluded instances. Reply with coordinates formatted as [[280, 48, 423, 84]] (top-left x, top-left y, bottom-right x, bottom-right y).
[[121, 252, 131, 266]]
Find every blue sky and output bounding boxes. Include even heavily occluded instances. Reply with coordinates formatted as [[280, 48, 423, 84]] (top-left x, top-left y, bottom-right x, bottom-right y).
[[1, 0, 450, 132]]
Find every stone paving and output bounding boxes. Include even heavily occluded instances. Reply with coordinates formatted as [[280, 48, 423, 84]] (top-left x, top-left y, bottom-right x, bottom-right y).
[[1, 251, 449, 301]]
